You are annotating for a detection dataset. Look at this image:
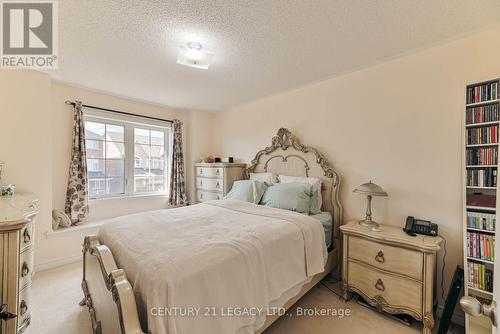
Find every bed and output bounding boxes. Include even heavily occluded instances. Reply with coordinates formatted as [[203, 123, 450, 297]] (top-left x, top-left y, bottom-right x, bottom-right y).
[[80, 128, 343, 334]]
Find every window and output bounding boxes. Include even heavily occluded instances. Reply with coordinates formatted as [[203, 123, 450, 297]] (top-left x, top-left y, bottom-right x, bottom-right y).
[[84, 115, 171, 199], [134, 128, 166, 193]]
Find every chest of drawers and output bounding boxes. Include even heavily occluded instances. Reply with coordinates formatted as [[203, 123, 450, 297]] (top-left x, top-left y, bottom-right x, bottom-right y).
[[340, 221, 441, 334], [194, 163, 246, 203], [0, 193, 37, 334]]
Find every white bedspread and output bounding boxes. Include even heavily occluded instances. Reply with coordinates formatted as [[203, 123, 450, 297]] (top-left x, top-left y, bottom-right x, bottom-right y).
[[98, 199, 327, 334]]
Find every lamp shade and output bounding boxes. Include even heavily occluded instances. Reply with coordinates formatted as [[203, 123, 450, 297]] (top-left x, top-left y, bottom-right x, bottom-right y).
[[353, 181, 387, 197]]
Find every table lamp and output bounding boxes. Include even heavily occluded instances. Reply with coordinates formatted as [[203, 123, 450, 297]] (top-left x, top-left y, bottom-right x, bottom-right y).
[[353, 181, 388, 228]]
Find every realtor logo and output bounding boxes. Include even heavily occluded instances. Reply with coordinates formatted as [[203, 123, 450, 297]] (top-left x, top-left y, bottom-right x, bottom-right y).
[[1, 0, 58, 68]]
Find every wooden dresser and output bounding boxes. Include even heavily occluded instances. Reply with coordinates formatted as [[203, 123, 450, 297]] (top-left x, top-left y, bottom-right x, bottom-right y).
[[0, 193, 38, 334], [340, 221, 442, 334], [194, 163, 246, 203]]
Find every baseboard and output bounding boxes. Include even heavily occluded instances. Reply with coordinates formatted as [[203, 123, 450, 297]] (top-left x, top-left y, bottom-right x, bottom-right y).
[[436, 304, 465, 327], [34, 254, 82, 273]]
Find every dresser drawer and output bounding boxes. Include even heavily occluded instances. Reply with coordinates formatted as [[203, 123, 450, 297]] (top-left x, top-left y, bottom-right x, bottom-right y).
[[20, 221, 33, 252], [197, 177, 223, 192], [19, 249, 33, 290], [197, 190, 223, 202], [196, 166, 224, 178], [348, 236, 423, 280], [18, 285, 31, 330], [348, 260, 422, 317]]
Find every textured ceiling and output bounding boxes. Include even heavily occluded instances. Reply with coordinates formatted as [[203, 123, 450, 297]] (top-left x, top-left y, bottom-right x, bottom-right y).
[[52, 0, 500, 111]]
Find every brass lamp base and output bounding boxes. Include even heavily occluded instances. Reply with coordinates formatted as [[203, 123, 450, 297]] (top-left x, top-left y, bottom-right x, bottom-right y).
[[358, 219, 379, 227], [357, 194, 381, 230]]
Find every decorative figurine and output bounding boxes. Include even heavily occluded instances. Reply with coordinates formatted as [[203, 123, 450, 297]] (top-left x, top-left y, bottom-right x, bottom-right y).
[[1, 184, 15, 197], [206, 155, 215, 163]]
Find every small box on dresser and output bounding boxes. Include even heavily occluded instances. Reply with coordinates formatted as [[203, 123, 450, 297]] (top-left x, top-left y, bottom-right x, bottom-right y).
[[0, 193, 38, 334], [194, 163, 246, 203], [340, 221, 442, 334]]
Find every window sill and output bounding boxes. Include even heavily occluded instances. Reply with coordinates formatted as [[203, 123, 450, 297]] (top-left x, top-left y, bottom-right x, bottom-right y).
[[46, 197, 181, 239], [46, 220, 107, 239], [89, 193, 169, 202]]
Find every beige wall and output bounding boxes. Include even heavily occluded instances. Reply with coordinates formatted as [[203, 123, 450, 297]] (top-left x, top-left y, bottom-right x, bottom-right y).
[[0, 70, 53, 269], [0, 72, 215, 268], [213, 26, 500, 303], [185, 110, 215, 199]]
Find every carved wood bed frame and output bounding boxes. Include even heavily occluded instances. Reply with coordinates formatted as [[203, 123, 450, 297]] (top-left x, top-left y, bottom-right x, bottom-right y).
[[80, 128, 343, 334]]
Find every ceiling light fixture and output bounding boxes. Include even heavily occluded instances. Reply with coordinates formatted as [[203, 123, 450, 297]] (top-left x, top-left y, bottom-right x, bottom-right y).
[[177, 42, 214, 70]]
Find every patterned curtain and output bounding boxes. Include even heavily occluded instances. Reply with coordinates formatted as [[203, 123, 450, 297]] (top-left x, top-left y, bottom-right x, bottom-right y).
[[169, 120, 187, 206], [65, 101, 89, 224]]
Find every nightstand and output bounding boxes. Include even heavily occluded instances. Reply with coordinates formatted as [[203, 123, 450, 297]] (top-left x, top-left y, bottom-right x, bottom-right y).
[[340, 220, 442, 334]]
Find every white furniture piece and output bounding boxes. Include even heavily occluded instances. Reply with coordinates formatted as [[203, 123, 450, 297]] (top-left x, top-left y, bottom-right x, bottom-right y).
[[80, 128, 343, 334], [462, 78, 500, 334], [194, 162, 246, 203], [340, 220, 441, 334], [0, 193, 38, 334]]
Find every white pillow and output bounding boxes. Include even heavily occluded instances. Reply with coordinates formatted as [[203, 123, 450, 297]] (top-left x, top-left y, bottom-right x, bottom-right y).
[[249, 172, 278, 185], [279, 175, 323, 214]]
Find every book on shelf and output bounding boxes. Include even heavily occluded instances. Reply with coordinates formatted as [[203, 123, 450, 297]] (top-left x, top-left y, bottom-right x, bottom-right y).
[[467, 212, 496, 231], [467, 261, 493, 292], [467, 231, 495, 261], [467, 125, 498, 145], [467, 81, 499, 104], [466, 168, 497, 187], [466, 104, 499, 124], [466, 147, 498, 165]]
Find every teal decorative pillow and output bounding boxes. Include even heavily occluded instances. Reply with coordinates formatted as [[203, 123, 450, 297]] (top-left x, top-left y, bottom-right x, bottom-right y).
[[261, 183, 313, 214], [224, 180, 268, 204], [279, 175, 323, 214]]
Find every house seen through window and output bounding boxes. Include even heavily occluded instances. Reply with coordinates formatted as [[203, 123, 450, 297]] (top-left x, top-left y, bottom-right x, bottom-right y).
[[84, 116, 170, 199]]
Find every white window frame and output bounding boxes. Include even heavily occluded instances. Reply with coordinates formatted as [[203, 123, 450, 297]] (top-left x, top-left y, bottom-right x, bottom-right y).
[[84, 110, 171, 200]]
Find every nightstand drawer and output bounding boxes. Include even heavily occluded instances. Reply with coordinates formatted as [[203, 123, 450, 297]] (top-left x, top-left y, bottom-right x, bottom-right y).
[[197, 178, 223, 191], [348, 236, 423, 280], [196, 167, 224, 178], [197, 190, 223, 202], [348, 261, 422, 318], [18, 285, 31, 331], [20, 221, 33, 252], [19, 249, 33, 289]]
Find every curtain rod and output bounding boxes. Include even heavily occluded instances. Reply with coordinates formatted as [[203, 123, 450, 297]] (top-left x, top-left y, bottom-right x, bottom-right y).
[[65, 100, 173, 123]]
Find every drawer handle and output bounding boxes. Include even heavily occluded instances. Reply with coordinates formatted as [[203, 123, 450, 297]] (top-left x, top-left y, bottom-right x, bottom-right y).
[[200, 180, 203, 187], [200, 168, 203, 175], [23, 230, 31, 244], [216, 169, 220, 176], [375, 251, 385, 263], [375, 279, 385, 291], [216, 181, 220, 189], [20, 300, 27, 316], [21, 262, 29, 277]]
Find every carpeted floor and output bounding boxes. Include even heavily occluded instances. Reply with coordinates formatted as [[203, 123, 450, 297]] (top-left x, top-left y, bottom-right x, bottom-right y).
[[24, 262, 453, 334]]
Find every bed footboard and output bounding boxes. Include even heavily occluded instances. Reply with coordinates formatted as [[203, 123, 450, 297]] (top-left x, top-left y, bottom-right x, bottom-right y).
[[81, 235, 145, 334]]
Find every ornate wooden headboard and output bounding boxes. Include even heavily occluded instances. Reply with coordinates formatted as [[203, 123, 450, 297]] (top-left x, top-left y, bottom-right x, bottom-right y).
[[247, 128, 343, 241]]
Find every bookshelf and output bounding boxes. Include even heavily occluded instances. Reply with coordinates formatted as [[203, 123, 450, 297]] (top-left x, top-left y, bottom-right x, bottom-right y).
[[463, 78, 499, 334]]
